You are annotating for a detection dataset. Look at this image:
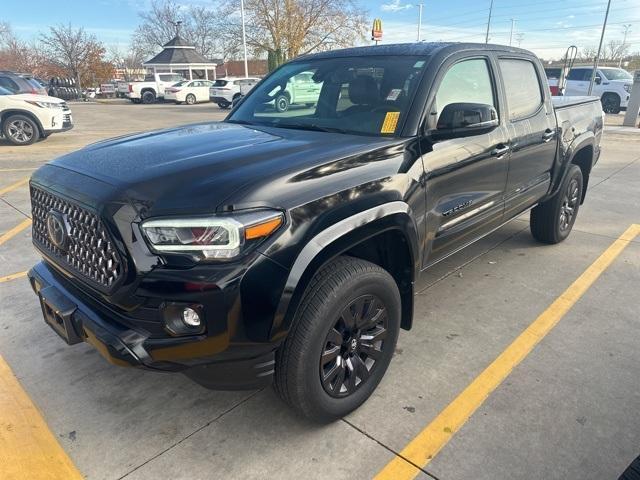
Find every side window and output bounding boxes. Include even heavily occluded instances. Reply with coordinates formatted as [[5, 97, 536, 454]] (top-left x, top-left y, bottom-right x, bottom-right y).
[[432, 58, 495, 125], [567, 69, 589, 81], [0, 76, 19, 92], [499, 59, 543, 119]]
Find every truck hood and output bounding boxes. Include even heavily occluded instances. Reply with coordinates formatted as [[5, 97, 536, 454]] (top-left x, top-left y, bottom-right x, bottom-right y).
[[34, 122, 397, 218]]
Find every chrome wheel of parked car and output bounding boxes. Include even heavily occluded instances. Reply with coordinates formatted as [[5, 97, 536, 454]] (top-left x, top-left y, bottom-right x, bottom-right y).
[[320, 294, 388, 398], [186, 94, 196, 105], [3, 115, 39, 145]]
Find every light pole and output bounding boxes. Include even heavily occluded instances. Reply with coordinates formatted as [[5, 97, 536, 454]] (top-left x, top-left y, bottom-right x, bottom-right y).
[[509, 19, 516, 46], [240, 0, 249, 78], [417, 2, 424, 41], [588, 0, 611, 95], [619, 24, 631, 67], [485, 0, 494, 44]]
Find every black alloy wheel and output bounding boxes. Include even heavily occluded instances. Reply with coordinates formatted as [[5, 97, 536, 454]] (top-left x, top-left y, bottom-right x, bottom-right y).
[[320, 294, 388, 398]]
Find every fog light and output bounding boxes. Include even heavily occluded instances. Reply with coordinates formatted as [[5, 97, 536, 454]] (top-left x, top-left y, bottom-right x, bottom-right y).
[[181, 307, 201, 326]]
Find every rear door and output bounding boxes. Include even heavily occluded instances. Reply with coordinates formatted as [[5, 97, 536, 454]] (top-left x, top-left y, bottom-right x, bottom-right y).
[[420, 55, 510, 267], [497, 57, 557, 218], [565, 68, 590, 96]]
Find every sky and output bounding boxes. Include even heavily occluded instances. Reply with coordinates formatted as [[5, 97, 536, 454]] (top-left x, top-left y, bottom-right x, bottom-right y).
[[3, 0, 640, 60]]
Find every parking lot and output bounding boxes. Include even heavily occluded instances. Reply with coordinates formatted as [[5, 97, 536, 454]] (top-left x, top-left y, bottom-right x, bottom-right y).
[[1, 102, 639, 480]]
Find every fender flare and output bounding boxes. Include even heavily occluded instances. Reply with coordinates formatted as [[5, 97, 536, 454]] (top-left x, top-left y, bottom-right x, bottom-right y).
[[270, 201, 419, 339], [546, 131, 595, 201]]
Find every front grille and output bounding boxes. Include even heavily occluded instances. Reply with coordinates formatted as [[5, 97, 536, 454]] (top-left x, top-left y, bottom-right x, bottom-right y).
[[31, 185, 123, 290]]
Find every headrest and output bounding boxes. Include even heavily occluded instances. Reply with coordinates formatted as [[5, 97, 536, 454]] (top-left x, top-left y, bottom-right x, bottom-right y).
[[348, 76, 379, 105]]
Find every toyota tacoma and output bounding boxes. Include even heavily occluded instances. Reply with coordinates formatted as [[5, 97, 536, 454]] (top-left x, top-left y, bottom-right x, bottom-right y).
[[28, 43, 603, 422]]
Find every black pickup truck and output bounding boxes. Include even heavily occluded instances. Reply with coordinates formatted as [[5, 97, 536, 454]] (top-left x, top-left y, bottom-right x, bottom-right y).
[[28, 43, 603, 422]]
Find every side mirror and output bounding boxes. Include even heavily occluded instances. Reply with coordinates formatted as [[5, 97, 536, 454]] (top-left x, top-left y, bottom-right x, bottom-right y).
[[430, 102, 499, 140], [594, 75, 602, 85]]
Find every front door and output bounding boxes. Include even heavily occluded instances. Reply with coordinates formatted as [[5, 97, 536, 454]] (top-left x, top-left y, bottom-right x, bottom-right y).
[[420, 56, 510, 267], [497, 58, 557, 218]]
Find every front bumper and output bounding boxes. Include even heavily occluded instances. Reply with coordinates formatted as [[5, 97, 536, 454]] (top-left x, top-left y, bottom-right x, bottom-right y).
[[28, 261, 278, 389]]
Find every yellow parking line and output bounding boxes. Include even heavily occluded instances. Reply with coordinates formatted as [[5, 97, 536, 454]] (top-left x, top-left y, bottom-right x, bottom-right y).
[[0, 219, 32, 246], [0, 168, 36, 173], [0, 271, 28, 283], [375, 223, 640, 480], [0, 354, 83, 480], [0, 177, 29, 196]]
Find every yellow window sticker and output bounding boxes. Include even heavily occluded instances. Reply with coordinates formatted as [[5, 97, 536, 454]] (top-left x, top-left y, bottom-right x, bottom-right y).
[[381, 111, 400, 134]]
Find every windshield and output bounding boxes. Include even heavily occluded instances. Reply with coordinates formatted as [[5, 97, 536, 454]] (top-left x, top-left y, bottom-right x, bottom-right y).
[[227, 55, 428, 137], [0, 86, 13, 95], [600, 68, 632, 81]]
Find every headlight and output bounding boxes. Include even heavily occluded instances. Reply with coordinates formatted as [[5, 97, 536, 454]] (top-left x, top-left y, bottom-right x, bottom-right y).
[[25, 100, 63, 109], [624, 84, 631, 93], [141, 210, 284, 259]]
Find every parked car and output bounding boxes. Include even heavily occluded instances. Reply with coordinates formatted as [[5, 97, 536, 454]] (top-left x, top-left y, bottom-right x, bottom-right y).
[[0, 86, 72, 145], [209, 77, 260, 108], [28, 42, 603, 422], [164, 79, 214, 104], [565, 66, 632, 113], [0, 71, 48, 96], [126, 73, 185, 104], [271, 71, 322, 112]]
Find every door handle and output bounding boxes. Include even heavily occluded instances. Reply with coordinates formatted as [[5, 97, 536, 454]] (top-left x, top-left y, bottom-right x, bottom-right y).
[[542, 129, 556, 142], [491, 144, 510, 157]]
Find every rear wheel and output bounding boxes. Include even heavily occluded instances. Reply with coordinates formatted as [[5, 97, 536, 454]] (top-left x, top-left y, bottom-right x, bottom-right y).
[[601, 92, 621, 114], [274, 256, 401, 422], [217, 101, 230, 109], [141, 91, 156, 104], [185, 94, 196, 105], [530, 164, 583, 244], [3, 114, 39, 145]]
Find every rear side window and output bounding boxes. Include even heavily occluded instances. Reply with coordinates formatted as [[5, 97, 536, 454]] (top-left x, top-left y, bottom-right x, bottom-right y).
[[213, 80, 228, 87], [0, 76, 20, 92], [567, 68, 590, 81], [499, 59, 543, 119]]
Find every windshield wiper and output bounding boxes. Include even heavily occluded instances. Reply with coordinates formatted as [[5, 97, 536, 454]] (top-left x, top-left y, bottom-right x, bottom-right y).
[[275, 123, 349, 134]]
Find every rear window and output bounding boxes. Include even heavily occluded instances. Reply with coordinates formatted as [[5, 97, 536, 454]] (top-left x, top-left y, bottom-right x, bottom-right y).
[[213, 80, 229, 87], [499, 59, 543, 119], [545, 68, 561, 79]]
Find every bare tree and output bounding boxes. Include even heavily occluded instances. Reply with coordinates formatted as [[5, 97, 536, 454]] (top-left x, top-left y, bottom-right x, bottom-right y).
[[132, 0, 226, 60], [217, 0, 367, 63], [0, 22, 12, 47], [604, 39, 629, 63], [108, 44, 146, 81], [40, 24, 107, 89]]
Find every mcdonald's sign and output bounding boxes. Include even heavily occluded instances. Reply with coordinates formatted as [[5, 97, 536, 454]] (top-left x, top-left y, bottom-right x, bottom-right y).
[[371, 18, 383, 41]]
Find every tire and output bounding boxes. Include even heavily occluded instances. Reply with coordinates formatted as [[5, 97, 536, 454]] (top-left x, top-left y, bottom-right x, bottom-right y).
[[530, 164, 583, 244], [274, 256, 401, 422], [185, 93, 196, 105], [141, 90, 156, 104], [132, 98, 142, 104], [275, 94, 290, 112], [217, 101, 230, 109], [601, 92, 621, 114], [2, 114, 40, 145]]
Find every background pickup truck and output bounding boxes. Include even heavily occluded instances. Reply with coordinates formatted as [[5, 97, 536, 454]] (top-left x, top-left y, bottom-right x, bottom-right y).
[[125, 72, 185, 104], [28, 43, 603, 423]]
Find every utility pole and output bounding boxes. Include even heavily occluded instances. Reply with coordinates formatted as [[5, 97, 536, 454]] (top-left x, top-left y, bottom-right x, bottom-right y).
[[588, 0, 611, 95], [618, 24, 631, 67], [509, 19, 516, 46], [485, 0, 494, 44], [417, 2, 424, 41], [515, 33, 524, 47], [240, 0, 249, 78]]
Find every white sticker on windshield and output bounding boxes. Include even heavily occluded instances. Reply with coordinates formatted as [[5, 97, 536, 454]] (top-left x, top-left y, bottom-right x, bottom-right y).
[[414, 60, 425, 68], [386, 89, 402, 101]]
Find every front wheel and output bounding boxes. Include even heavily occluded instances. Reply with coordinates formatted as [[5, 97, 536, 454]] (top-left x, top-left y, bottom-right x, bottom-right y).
[[185, 94, 196, 105], [275, 94, 290, 112], [274, 256, 401, 422], [601, 93, 621, 114], [530, 164, 583, 244], [2, 114, 39, 145]]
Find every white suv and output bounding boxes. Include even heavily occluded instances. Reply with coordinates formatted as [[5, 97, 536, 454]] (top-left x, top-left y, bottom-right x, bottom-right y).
[[209, 77, 260, 109], [0, 86, 72, 145], [565, 66, 632, 113]]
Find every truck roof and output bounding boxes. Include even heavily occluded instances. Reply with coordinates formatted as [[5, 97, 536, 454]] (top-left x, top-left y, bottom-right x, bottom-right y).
[[295, 42, 533, 61]]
